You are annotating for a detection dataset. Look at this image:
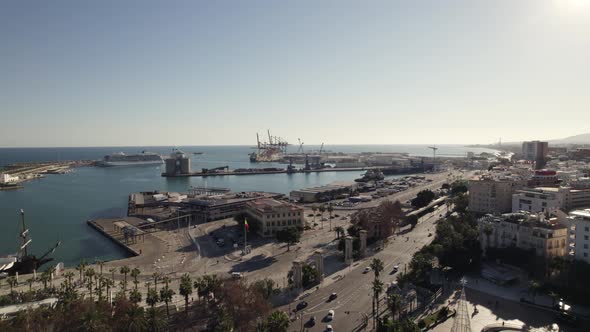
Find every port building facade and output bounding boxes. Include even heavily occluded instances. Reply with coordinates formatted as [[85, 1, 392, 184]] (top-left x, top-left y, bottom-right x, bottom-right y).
[[244, 199, 305, 237]]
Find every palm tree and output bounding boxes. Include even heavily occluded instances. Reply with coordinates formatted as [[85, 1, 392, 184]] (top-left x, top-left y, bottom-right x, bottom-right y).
[[109, 267, 117, 282], [120, 265, 130, 294], [160, 277, 175, 318], [386, 293, 402, 320], [146, 285, 160, 308], [179, 273, 193, 314], [335, 226, 344, 239], [76, 260, 88, 283], [371, 279, 384, 329], [27, 278, 35, 292], [152, 272, 161, 292], [129, 287, 142, 305], [266, 310, 290, 332], [125, 305, 148, 331], [96, 260, 105, 276], [130, 268, 141, 289], [7, 276, 17, 294], [319, 205, 326, 229], [311, 205, 318, 224], [40, 271, 51, 290], [103, 277, 114, 304], [46, 264, 56, 288], [327, 203, 334, 230], [86, 268, 96, 301], [146, 307, 167, 332], [370, 258, 384, 280]]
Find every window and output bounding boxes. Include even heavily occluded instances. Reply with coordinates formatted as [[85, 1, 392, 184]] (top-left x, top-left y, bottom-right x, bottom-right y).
[[585, 252, 588, 258], [586, 227, 590, 232], [584, 244, 588, 249], [585, 235, 589, 241]]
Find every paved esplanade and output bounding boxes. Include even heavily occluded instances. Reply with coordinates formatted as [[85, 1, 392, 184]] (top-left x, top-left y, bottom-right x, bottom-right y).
[[283, 204, 447, 331], [451, 281, 472, 332]]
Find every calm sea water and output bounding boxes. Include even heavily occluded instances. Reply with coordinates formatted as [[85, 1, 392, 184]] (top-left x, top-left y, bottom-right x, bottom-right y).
[[0, 145, 495, 267]]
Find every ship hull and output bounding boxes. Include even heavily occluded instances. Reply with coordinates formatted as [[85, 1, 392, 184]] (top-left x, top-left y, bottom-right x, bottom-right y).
[[97, 160, 164, 167]]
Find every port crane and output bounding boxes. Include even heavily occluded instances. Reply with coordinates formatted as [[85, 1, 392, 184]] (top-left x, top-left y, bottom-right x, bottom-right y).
[[428, 145, 438, 172], [297, 138, 304, 154]]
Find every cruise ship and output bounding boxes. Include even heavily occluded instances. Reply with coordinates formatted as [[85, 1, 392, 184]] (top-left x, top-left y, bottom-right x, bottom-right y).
[[97, 152, 164, 167]]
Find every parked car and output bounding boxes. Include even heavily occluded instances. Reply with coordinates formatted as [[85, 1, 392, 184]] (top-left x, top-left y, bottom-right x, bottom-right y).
[[392, 265, 399, 273], [326, 324, 333, 332], [363, 267, 372, 273], [329, 293, 337, 301]]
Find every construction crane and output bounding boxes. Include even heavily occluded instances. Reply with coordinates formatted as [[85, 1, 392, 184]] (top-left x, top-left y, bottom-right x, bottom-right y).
[[319, 143, 324, 155], [297, 138, 304, 154], [428, 145, 438, 172]]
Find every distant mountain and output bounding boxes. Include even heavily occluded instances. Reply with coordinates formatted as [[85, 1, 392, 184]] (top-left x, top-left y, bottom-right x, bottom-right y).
[[551, 133, 590, 144]]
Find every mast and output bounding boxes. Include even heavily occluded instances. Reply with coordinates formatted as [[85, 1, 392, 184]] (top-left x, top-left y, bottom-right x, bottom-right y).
[[19, 209, 31, 258]]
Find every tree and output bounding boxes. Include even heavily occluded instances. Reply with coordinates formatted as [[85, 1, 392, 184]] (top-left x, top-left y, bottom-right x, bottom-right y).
[[327, 203, 334, 230], [129, 287, 142, 305], [130, 268, 141, 289], [276, 227, 301, 251], [152, 272, 161, 292], [218, 279, 271, 330], [311, 205, 318, 224], [529, 280, 541, 303], [483, 224, 493, 253], [302, 263, 321, 288], [372, 279, 384, 329], [452, 193, 469, 214], [406, 215, 419, 229], [76, 260, 88, 283], [146, 286, 160, 308], [254, 278, 276, 300], [451, 181, 468, 196], [335, 226, 345, 239], [371, 258, 384, 280], [411, 190, 436, 209], [319, 205, 326, 229], [386, 293, 402, 320], [7, 276, 17, 294], [125, 305, 147, 332], [120, 265, 130, 294], [146, 307, 167, 332], [265, 310, 290, 332], [179, 273, 193, 313], [159, 277, 175, 318], [40, 271, 51, 290]]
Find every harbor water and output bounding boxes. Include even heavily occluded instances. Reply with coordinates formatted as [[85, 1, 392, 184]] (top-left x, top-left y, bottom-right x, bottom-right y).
[[0, 145, 496, 267]]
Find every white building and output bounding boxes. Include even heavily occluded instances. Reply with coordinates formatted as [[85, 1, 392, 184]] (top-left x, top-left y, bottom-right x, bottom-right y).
[[512, 187, 566, 213], [562, 209, 590, 262], [0, 173, 18, 184], [244, 198, 305, 237]]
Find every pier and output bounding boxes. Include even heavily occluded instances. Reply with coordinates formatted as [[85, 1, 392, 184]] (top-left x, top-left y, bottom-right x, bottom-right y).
[[161, 166, 378, 178]]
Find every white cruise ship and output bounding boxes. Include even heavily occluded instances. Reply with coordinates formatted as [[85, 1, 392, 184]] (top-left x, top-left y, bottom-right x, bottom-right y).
[[97, 152, 164, 167]]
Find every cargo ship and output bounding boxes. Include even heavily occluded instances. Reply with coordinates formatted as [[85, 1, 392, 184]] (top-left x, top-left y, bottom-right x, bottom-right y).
[[97, 152, 164, 167], [0, 210, 60, 276]]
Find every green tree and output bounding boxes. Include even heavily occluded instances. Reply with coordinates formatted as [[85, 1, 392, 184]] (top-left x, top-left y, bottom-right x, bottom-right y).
[[406, 214, 419, 229], [327, 203, 334, 230], [371, 258, 384, 280], [125, 305, 147, 332], [129, 287, 142, 305], [179, 273, 193, 313], [276, 227, 301, 251], [146, 286, 160, 308], [120, 265, 130, 294], [386, 293, 402, 320], [302, 263, 321, 288], [372, 279, 384, 330], [146, 307, 167, 332], [76, 260, 88, 283], [265, 310, 290, 332], [319, 205, 326, 229], [130, 268, 141, 289], [40, 271, 51, 290], [159, 277, 175, 318], [411, 190, 436, 209], [253, 278, 276, 300], [311, 205, 318, 224]]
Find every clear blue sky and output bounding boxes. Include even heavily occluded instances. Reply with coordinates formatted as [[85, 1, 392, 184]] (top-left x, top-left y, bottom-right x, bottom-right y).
[[2, 0, 590, 147]]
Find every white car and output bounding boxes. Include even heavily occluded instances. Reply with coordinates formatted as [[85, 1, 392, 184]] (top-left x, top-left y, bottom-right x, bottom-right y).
[[327, 310, 335, 321], [392, 265, 399, 273], [363, 267, 372, 273], [326, 324, 334, 332]]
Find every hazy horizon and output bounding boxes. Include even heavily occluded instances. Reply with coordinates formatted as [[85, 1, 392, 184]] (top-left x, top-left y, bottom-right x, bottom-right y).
[[3, 0, 590, 147]]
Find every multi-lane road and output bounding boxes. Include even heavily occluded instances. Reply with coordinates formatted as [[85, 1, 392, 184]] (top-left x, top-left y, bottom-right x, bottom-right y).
[[283, 204, 449, 331]]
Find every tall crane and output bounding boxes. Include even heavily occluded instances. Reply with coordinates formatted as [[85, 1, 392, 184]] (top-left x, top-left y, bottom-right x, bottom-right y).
[[297, 138, 304, 154], [428, 145, 438, 172], [319, 143, 324, 155]]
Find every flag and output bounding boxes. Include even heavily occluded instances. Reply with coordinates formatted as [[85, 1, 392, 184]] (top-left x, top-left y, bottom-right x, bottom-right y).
[[244, 219, 249, 232]]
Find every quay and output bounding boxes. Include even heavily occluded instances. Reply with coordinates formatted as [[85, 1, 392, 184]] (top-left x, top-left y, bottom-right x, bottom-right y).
[[161, 166, 379, 178]]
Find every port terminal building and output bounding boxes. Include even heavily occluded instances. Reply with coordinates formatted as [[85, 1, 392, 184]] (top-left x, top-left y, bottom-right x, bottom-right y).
[[289, 181, 358, 203], [244, 198, 305, 237]]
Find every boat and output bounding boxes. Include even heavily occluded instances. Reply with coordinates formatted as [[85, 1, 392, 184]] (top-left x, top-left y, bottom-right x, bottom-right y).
[[355, 169, 385, 182], [0, 209, 61, 276], [193, 152, 204, 155], [97, 151, 164, 167]]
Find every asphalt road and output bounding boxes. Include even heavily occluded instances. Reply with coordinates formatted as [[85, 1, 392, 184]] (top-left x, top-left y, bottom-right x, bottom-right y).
[[283, 204, 448, 332]]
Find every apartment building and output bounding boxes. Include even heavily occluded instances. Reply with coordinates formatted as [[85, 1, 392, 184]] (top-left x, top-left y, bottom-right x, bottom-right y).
[[512, 187, 566, 213], [562, 209, 590, 263], [478, 212, 568, 258], [469, 174, 526, 214]]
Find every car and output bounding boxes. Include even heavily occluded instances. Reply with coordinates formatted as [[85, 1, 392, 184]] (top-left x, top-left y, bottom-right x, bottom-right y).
[[392, 265, 399, 273], [334, 214, 340, 217], [363, 267, 372, 273], [296, 301, 308, 310], [326, 324, 333, 332], [329, 293, 337, 301], [308, 213, 314, 217], [327, 310, 335, 321]]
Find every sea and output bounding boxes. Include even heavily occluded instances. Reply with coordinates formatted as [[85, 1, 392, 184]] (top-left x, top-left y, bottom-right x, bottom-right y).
[[0, 145, 496, 267]]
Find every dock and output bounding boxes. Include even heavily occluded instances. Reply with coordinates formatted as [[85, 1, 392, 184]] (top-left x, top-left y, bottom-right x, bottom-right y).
[[87, 217, 166, 258], [161, 167, 377, 178]]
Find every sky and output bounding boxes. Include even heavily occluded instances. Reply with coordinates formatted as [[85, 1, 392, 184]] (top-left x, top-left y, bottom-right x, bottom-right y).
[[1, 0, 590, 147]]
